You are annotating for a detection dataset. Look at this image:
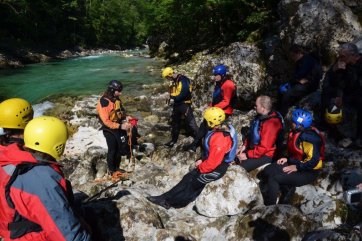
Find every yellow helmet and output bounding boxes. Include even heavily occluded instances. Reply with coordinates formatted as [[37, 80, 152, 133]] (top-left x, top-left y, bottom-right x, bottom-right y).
[[203, 107, 225, 128], [325, 107, 343, 124], [0, 98, 33, 129], [162, 67, 174, 78], [24, 116, 68, 160]]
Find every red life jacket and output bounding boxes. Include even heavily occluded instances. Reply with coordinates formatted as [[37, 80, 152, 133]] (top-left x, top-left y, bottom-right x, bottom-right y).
[[287, 126, 325, 169], [0, 143, 67, 240]]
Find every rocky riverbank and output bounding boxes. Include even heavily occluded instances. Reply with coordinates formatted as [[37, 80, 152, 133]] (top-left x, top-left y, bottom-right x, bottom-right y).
[[0, 46, 150, 69]]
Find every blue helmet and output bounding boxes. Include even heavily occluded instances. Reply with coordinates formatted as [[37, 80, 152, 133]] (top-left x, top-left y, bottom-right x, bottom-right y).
[[213, 64, 227, 76], [279, 83, 290, 93], [292, 109, 313, 128]]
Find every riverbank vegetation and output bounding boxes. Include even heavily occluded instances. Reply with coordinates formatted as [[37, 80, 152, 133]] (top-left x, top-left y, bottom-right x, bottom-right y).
[[0, 0, 279, 60]]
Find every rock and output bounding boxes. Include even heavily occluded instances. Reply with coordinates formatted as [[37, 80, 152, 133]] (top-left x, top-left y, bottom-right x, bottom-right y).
[[295, 185, 346, 228], [192, 42, 267, 109], [279, 0, 362, 52], [144, 115, 160, 124], [196, 166, 263, 217], [223, 205, 317, 241]]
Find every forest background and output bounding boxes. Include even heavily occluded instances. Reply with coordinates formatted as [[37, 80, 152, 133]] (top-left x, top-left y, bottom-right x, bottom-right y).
[[0, 0, 280, 61]]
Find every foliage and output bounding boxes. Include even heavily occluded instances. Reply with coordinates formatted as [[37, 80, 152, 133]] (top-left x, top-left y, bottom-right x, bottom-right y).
[[0, 0, 280, 55]]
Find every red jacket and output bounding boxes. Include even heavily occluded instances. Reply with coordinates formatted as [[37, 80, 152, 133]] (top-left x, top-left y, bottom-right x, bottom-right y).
[[0, 143, 90, 241], [244, 112, 283, 159], [211, 79, 236, 115], [198, 131, 232, 173]]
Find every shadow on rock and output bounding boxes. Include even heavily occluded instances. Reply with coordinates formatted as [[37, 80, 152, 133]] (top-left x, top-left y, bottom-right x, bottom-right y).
[[250, 218, 290, 241]]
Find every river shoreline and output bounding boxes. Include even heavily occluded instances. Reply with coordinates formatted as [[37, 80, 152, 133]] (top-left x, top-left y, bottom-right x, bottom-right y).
[[0, 46, 151, 69]]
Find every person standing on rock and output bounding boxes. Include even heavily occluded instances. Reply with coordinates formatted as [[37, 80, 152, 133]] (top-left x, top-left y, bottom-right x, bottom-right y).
[[187, 64, 237, 152], [0, 116, 91, 241], [97, 80, 138, 182], [261, 109, 325, 205], [236, 95, 284, 172], [278, 44, 322, 116], [0, 98, 33, 147], [147, 107, 238, 209], [162, 67, 199, 148]]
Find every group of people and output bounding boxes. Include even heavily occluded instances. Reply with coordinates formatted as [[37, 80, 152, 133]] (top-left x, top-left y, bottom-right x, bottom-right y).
[[279, 43, 362, 147], [148, 42, 362, 209], [0, 41, 361, 240]]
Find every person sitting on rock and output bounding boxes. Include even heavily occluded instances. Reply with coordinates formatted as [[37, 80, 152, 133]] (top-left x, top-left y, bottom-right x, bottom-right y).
[[236, 95, 284, 172], [278, 44, 322, 116], [261, 109, 325, 205], [97, 80, 139, 182], [0, 116, 91, 241], [161, 67, 199, 148], [147, 107, 238, 209], [0, 98, 33, 147], [187, 64, 237, 152], [321, 42, 362, 147]]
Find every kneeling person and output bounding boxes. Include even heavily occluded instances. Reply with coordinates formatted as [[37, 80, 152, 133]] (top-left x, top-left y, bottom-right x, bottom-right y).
[[147, 107, 238, 209]]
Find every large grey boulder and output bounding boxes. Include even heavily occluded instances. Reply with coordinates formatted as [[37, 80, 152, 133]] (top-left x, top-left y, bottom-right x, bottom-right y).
[[196, 165, 263, 218], [279, 0, 362, 51]]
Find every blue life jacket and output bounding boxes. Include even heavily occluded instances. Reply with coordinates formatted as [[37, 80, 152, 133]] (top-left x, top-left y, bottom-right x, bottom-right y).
[[250, 111, 285, 147], [203, 124, 238, 163]]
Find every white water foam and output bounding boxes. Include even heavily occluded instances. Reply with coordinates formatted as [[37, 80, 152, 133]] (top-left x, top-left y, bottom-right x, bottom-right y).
[[33, 101, 55, 117]]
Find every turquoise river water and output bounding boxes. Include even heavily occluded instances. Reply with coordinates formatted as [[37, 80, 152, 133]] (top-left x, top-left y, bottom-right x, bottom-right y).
[[0, 52, 163, 104]]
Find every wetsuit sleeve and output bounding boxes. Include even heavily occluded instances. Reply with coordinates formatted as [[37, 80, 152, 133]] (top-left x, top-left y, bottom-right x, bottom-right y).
[[246, 118, 282, 159], [97, 97, 120, 129], [170, 76, 190, 103], [321, 64, 345, 98], [213, 81, 235, 110], [10, 166, 91, 241], [198, 132, 232, 173], [291, 55, 315, 84]]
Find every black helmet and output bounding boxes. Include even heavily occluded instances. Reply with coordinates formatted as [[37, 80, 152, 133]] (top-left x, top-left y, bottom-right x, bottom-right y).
[[108, 80, 123, 92]]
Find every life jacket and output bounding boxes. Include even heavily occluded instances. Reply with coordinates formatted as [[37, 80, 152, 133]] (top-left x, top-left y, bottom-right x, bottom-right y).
[[203, 124, 238, 163], [212, 79, 237, 108], [170, 74, 192, 104], [0, 144, 69, 240], [287, 126, 325, 170], [109, 99, 125, 122], [250, 111, 285, 148], [97, 95, 125, 124]]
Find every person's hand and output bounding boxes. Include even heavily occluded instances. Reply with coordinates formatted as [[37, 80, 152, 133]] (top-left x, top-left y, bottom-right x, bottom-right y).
[[120, 122, 131, 131], [299, 78, 308, 84], [195, 159, 202, 167], [356, 183, 362, 190], [168, 98, 174, 106], [334, 60, 347, 71], [236, 145, 247, 161], [283, 165, 297, 174], [237, 145, 246, 153], [277, 158, 287, 165], [334, 97, 343, 107], [237, 153, 247, 161]]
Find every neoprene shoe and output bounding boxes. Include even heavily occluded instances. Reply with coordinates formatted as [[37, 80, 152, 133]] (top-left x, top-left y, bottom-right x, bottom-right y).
[[146, 196, 171, 209], [184, 144, 197, 152], [279, 186, 296, 204]]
